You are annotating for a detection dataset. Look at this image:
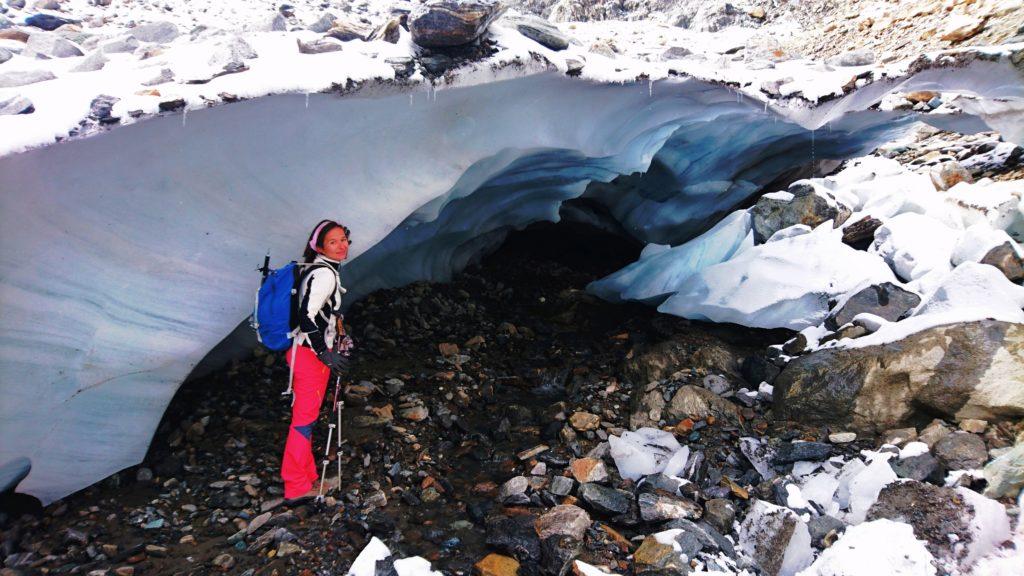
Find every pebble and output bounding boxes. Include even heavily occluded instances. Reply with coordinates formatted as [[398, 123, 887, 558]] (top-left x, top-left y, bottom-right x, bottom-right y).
[[535, 504, 591, 540], [474, 553, 520, 576], [569, 411, 601, 431], [212, 553, 235, 571], [828, 432, 857, 444], [577, 483, 632, 515], [959, 419, 988, 433], [704, 498, 737, 534], [570, 457, 608, 484]]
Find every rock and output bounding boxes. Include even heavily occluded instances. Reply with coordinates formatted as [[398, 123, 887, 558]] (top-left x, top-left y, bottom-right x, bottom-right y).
[[782, 333, 807, 356], [549, 475, 574, 496], [0, 94, 33, 115], [269, 13, 287, 31], [577, 483, 632, 515], [940, 15, 985, 43], [474, 553, 519, 576], [324, 18, 370, 42], [276, 541, 302, 557], [569, 411, 600, 431], [667, 385, 741, 423], [983, 442, 1024, 498], [535, 504, 590, 540], [399, 405, 429, 421], [933, 431, 988, 470], [638, 491, 702, 523], [866, 481, 974, 565], [211, 553, 235, 571], [806, 515, 846, 547], [660, 45, 692, 60], [980, 242, 1024, 283], [130, 21, 179, 43], [498, 475, 529, 505], [24, 13, 76, 31], [841, 215, 883, 249], [826, 49, 875, 67], [828, 432, 857, 444], [633, 535, 686, 570], [664, 517, 736, 557], [8, 0, 25, 9], [825, 283, 920, 330], [408, 0, 507, 49], [564, 57, 583, 76], [959, 419, 988, 434], [308, 12, 336, 33], [25, 32, 82, 58], [368, 18, 402, 44], [88, 94, 118, 124], [774, 442, 832, 464], [890, 452, 940, 482], [883, 427, 918, 446], [0, 68, 54, 87], [142, 68, 174, 86], [485, 515, 541, 563], [930, 161, 973, 191], [774, 320, 1024, 432], [418, 52, 453, 76], [0, 46, 10, 64], [570, 457, 608, 483], [917, 420, 950, 449], [71, 49, 107, 72], [751, 183, 852, 244], [704, 498, 736, 534], [738, 500, 813, 576], [297, 37, 343, 54], [0, 28, 29, 41], [501, 13, 568, 51], [702, 374, 730, 395]]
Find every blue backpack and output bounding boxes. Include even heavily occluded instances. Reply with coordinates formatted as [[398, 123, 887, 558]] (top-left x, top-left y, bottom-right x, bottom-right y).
[[252, 260, 331, 351]]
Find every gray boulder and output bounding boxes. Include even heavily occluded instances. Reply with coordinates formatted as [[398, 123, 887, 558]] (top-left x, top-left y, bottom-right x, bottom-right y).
[[25, 32, 83, 58], [130, 21, 179, 43], [578, 482, 632, 515], [933, 431, 988, 470], [501, 13, 568, 51], [638, 491, 702, 522], [825, 282, 920, 330], [774, 320, 1024, 432], [297, 37, 343, 54], [751, 182, 852, 244], [983, 442, 1024, 498], [0, 68, 55, 87], [0, 94, 32, 114], [308, 12, 337, 34], [0, 46, 11, 64], [100, 35, 139, 54], [409, 0, 506, 49], [71, 49, 107, 72]]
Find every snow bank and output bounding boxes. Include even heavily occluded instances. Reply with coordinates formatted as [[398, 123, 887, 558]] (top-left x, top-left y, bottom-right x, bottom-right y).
[[797, 519, 936, 576]]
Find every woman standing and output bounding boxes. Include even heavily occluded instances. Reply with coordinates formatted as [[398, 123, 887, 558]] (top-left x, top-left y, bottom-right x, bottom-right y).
[[282, 219, 352, 503]]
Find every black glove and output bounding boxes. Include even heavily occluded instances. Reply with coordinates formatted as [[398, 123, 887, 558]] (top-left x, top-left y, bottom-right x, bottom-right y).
[[317, 349, 350, 372]]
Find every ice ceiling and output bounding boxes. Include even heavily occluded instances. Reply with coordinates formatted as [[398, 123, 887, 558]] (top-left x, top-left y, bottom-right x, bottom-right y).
[[0, 70, 1016, 502]]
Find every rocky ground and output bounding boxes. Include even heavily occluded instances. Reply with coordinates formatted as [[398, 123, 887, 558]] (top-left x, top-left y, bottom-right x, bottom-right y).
[[3, 215, 1022, 575]]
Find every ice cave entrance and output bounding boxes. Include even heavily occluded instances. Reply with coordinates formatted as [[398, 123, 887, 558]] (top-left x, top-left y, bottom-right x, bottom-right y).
[[0, 72, 928, 502]]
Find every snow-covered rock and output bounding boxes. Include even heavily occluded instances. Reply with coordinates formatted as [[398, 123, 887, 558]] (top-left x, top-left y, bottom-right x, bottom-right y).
[[738, 500, 814, 576], [870, 213, 960, 281]]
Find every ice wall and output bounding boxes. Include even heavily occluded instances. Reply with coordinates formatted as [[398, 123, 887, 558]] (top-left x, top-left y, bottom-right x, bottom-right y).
[[0, 71, 996, 502]]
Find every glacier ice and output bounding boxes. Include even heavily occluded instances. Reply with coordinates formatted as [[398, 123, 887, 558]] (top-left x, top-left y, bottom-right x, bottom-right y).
[[0, 67, 1018, 502], [797, 519, 936, 576]]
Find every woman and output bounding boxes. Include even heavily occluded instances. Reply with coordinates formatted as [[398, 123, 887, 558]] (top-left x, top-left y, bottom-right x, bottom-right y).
[[282, 219, 353, 503]]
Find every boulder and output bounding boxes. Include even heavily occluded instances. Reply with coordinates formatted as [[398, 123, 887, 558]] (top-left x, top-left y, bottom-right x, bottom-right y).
[[24, 13, 77, 31], [0, 46, 11, 64], [667, 385, 741, 423], [25, 32, 83, 58], [751, 183, 852, 244], [826, 49, 875, 67], [774, 320, 1024, 432], [933, 431, 987, 470], [825, 282, 921, 330], [408, 0, 506, 49], [296, 37, 343, 54], [637, 492, 702, 523], [738, 500, 813, 576], [0, 68, 54, 87], [983, 442, 1024, 498], [841, 215, 883, 249], [535, 504, 590, 540], [0, 94, 32, 114], [500, 13, 568, 51], [324, 17, 370, 42], [71, 49, 106, 72], [308, 12, 337, 34], [368, 18, 402, 44], [130, 21, 179, 43], [980, 242, 1024, 283], [100, 35, 139, 54]]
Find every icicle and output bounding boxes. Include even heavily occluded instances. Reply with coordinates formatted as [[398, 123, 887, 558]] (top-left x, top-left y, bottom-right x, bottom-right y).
[[305, 93, 310, 109], [181, 107, 187, 128], [648, 78, 653, 98], [409, 93, 414, 107], [810, 129, 817, 176], [764, 100, 768, 113]]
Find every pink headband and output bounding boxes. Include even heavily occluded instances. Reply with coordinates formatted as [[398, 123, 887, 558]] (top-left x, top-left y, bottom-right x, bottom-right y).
[[309, 221, 334, 251]]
